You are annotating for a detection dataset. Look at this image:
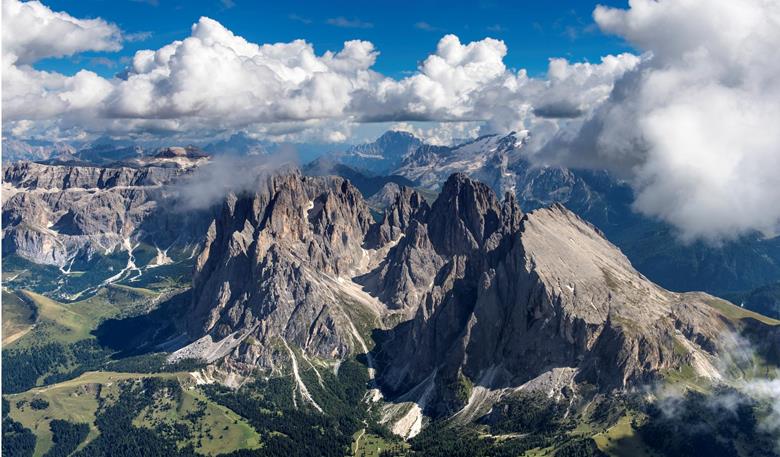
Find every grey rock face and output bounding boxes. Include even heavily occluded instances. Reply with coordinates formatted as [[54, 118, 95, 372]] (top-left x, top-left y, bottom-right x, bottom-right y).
[[179, 170, 765, 413], [3, 161, 183, 190], [426, 173, 522, 256], [358, 175, 522, 315], [364, 184, 429, 249], [2, 161, 203, 267], [387, 131, 780, 301], [337, 131, 423, 174], [359, 220, 443, 312], [182, 171, 379, 368], [369, 177, 749, 417], [11, 157, 770, 427]]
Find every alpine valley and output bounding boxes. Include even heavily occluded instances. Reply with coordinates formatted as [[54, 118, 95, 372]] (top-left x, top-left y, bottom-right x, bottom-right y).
[[2, 132, 780, 457]]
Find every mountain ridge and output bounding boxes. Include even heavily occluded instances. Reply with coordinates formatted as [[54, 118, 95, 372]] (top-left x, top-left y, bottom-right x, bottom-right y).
[[335, 130, 780, 301], [151, 170, 779, 439]]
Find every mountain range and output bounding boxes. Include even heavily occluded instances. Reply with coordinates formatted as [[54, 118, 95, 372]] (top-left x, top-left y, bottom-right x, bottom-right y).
[[336, 131, 780, 303], [2, 133, 780, 457]]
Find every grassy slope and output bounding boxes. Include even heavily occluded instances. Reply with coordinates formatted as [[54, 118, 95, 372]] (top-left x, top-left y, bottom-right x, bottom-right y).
[[133, 386, 261, 455], [700, 295, 780, 326], [2, 289, 36, 345], [353, 431, 404, 457], [2, 245, 193, 303], [7, 285, 158, 350], [2, 280, 266, 456], [10, 290, 118, 348], [592, 414, 658, 457], [6, 371, 168, 456], [7, 371, 261, 457]]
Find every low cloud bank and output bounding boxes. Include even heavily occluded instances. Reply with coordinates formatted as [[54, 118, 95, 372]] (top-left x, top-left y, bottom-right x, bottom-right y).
[[647, 330, 780, 452], [537, 0, 780, 242]]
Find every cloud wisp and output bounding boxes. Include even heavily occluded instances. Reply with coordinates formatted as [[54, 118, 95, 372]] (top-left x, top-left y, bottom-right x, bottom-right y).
[[172, 148, 301, 211], [326, 16, 374, 29], [414, 21, 443, 32], [648, 330, 780, 452]]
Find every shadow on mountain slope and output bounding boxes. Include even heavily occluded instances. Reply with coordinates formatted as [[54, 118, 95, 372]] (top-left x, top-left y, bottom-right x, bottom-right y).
[[93, 290, 193, 359]]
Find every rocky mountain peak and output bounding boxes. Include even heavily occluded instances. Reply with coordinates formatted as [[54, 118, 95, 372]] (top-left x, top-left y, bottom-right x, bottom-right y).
[[375, 130, 421, 146], [1, 160, 206, 279], [365, 184, 429, 249], [338, 130, 424, 174], [91, 166, 774, 437], [362, 176, 766, 428], [427, 173, 520, 256], [181, 170, 379, 367], [154, 145, 208, 159]]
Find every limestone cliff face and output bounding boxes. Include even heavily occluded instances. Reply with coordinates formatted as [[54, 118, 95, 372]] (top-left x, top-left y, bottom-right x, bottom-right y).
[[426, 173, 522, 257], [3, 161, 183, 190], [369, 176, 740, 418], [364, 184, 428, 249], [2, 161, 201, 267]]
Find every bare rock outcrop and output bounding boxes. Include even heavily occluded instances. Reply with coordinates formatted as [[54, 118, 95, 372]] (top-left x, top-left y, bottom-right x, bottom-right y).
[[2, 161, 202, 267], [364, 184, 429, 249], [180, 171, 379, 369], [167, 170, 775, 424], [369, 177, 753, 418]]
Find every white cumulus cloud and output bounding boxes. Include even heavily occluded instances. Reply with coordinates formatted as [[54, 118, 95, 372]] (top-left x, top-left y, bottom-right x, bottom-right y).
[[389, 121, 482, 146], [107, 17, 379, 125], [539, 0, 780, 241], [2, 5, 638, 147], [352, 34, 638, 136], [1, 0, 119, 131], [2, 0, 122, 64], [6, 0, 779, 241]]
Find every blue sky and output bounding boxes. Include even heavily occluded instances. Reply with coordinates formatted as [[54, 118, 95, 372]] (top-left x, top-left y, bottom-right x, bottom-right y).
[[37, 0, 634, 79]]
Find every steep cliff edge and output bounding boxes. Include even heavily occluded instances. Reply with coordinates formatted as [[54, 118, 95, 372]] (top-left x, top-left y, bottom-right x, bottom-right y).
[[2, 161, 200, 267], [172, 170, 383, 372], [369, 175, 774, 428]]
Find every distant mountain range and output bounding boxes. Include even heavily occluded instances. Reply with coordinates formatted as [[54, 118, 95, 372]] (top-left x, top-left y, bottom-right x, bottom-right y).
[[5, 130, 780, 303], [335, 130, 423, 174], [332, 130, 780, 302], [2, 138, 77, 163]]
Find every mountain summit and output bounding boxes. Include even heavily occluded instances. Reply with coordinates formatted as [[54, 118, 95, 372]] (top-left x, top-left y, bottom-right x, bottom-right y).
[[163, 171, 777, 437], [337, 131, 423, 174]]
